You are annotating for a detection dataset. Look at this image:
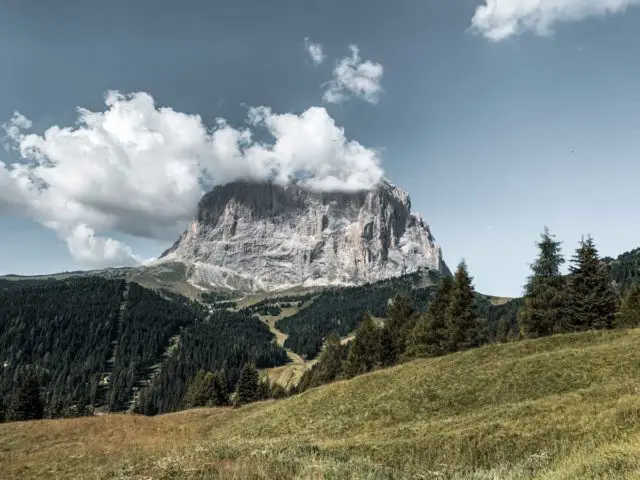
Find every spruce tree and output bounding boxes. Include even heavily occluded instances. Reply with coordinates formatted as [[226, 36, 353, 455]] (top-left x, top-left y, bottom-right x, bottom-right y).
[[566, 235, 619, 331], [7, 372, 44, 422], [378, 325, 396, 367], [314, 333, 346, 384], [384, 294, 418, 361], [519, 228, 567, 337], [183, 370, 210, 409], [344, 313, 381, 377], [408, 275, 453, 357], [211, 372, 230, 406], [445, 261, 478, 352], [235, 363, 260, 406], [617, 283, 640, 328]]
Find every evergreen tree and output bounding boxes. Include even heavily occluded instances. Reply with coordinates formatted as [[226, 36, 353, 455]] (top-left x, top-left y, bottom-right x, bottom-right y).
[[378, 325, 397, 367], [445, 261, 478, 352], [182, 370, 211, 409], [344, 313, 381, 377], [566, 235, 619, 331], [519, 228, 568, 337], [314, 333, 346, 384], [258, 378, 271, 401], [7, 372, 44, 422], [211, 371, 230, 406], [408, 276, 454, 357], [234, 363, 260, 406], [384, 293, 419, 360], [617, 283, 640, 328], [495, 314, 512, 343]]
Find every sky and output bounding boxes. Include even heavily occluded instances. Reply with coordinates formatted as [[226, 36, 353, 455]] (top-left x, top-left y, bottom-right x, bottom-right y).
[[1, 0, 640, 297]]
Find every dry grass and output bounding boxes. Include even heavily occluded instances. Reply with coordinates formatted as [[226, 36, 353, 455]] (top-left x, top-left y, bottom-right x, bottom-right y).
[[4, 329, 640, 479]]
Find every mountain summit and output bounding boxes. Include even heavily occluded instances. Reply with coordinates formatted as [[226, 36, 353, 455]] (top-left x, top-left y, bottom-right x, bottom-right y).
[[157, 179, 446, 292]]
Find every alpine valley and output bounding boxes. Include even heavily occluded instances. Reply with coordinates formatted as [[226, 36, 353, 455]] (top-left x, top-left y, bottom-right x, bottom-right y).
[[2, 180, 640, 479]]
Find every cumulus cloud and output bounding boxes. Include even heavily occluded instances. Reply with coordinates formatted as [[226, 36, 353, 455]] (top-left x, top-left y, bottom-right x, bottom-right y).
[[0, 91, 383, 268], [472, 0, 640, 41], [65, 224, 144, 269], [304, 37, 325, 65], [323, 45, 383, 104]]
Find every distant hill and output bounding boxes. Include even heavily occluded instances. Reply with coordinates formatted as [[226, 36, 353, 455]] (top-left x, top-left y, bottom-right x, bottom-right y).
[[2, 328, 640, 479], [0, 278, 288, 417]]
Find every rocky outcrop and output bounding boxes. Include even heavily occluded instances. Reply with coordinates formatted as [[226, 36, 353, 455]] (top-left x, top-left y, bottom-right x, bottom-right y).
[[157, 179, 446, 292]]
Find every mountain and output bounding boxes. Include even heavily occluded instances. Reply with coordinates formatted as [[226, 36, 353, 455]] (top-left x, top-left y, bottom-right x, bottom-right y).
[[157, 179, 447, 292]]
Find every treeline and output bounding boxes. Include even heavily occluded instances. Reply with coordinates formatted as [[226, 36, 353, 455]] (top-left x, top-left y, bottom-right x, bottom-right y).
[[275, 272, 438, 359], [295, 229, 639, 394], [134, 308, 289, 415], [0, 277, 126, 420], [105, 283, 207, 411], [603, 247, 640, 295], [0, 278, 288, 422], [294, 262, 480, 392]]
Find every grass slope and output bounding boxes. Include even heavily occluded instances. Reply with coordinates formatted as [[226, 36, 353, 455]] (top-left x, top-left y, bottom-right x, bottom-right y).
[[3, 329, 640, 479]]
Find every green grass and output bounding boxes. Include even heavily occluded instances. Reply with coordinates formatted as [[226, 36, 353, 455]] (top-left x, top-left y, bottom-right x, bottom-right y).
[[3, 329, 640, 479]]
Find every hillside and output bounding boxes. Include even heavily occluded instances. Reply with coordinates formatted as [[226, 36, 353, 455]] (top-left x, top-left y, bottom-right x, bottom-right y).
[[0, 278, 288, 417], [3, 328, 640, 479]]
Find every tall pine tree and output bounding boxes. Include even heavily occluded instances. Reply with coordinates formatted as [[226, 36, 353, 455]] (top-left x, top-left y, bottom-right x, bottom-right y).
[[408, 276, 453, 357], [7, 372, 44, 422], [566, 235, 618, 331], [344, 313, 381, 377], [519, 228, 567, 337], [384, 294, 419, 361], [445, 261, 478, 353], [234, 363, 260, 407], [617, 283, 640, 328]]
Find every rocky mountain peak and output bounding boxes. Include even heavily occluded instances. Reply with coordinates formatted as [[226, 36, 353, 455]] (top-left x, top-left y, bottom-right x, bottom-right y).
[[158, 179, 446, 292]]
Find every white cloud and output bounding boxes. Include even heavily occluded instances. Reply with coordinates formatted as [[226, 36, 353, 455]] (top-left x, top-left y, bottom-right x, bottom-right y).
[[65, 224, 143, 269], [472, 0, 640, 41], [323, 45, 383, 104], [0, 91, 383, 268], [304, 37, 325, 66]]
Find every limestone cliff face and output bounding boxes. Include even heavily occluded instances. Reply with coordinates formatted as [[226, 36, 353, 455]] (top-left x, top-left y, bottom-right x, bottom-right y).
[[158, 179, 446, 292]]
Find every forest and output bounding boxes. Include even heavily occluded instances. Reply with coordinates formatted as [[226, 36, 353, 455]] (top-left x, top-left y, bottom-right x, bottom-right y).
[[134, 309, 288, 415], [0, 278, 287, 421]]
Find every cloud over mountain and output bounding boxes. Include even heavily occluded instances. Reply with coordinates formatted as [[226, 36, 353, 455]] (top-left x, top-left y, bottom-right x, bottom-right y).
[[0, 91, 383, 268]]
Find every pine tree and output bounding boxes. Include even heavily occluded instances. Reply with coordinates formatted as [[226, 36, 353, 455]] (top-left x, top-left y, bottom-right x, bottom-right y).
[[519, 228, 568, 338], [617, 283, 640, 328], [314, 333, 346, 384], [182, 370, 210, 409], [408, 276, 453, 357], [7, 372, 44, 422], [385, 293, 419, 360], [344, 313, 381, 377], [566, 235, 619, 331], [378, 325, 396, 367], [445, 261, 478, 352], [234, 363, 260, 406], [211, 372, 230, 406]]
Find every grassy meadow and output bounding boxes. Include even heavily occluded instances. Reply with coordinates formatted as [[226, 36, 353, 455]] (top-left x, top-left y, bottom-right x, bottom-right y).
[[2, 328, 640, 479]]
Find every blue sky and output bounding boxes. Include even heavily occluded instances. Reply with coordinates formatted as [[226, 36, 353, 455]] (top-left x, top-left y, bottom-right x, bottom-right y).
[[1, 0, 639, 296]]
